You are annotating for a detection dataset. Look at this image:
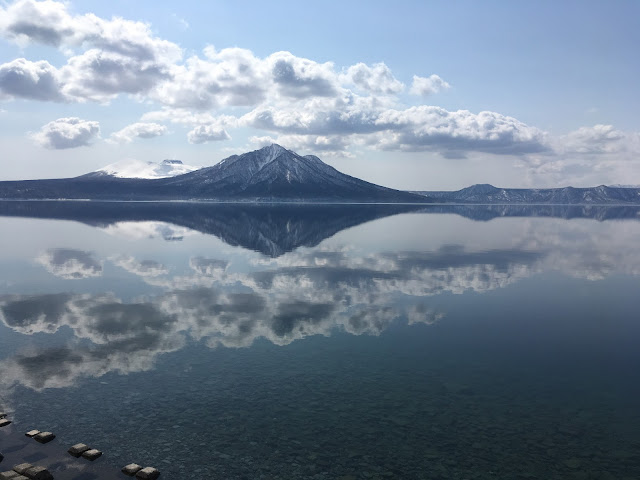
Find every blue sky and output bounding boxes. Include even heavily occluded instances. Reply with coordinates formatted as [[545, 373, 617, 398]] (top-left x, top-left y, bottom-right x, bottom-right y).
[[0, 0, 638, 189]]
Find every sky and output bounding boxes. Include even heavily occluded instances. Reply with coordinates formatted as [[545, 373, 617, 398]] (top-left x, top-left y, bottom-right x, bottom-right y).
[[0, 0, 638, 189]]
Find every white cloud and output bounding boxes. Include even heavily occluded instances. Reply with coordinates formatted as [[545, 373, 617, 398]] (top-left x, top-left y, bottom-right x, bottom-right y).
[[31, 117, 100, 149], [0, 0, 80, 47], [268, 51, 339, 99], [0, 58, 65, 101], [0, 0, 181, 102], [560, 124, 628, 154], [342, 62, 404, 95], [409, 74, 451, 96], [241, 103, 547, 156], [0, 0, 182, 61], [1, 0, 637, 175], [187, 124, 231, 144], [60, 49, 172, 102], [151, 47, 267, 110], [109, 122, 167, 144]]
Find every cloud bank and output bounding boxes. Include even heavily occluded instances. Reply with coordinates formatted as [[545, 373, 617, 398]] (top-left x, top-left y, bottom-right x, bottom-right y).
[[0, 0, 552, 160], [0, 0, 637, 183]]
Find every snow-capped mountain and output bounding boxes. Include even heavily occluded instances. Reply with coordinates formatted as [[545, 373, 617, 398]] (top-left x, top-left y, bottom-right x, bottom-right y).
[[2, 145, 639, 204], [92, 159, 198, 179], [157, 144, 421, 201], [0, 144, 425, 202]]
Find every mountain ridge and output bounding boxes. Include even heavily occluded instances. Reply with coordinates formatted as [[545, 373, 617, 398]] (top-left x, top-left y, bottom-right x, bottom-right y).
[[0, 144, 425, 203], [413, 183, 640, 205], [0, 146, 639, 204]]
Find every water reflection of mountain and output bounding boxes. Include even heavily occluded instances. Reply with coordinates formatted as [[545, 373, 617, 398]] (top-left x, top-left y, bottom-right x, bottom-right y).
[[420, 204, 640, 221], [1, 201, 640, 258], [0, 201, 423, 256], [2, 213, 640, 390]]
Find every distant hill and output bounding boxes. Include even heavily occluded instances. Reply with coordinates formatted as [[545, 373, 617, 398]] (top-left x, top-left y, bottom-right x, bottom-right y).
[[412, 183, 640, 205], [0, 144, 426, 203]]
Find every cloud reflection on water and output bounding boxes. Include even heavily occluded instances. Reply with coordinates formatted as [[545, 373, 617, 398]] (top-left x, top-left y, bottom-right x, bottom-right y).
[[2, 213, 640, 391]]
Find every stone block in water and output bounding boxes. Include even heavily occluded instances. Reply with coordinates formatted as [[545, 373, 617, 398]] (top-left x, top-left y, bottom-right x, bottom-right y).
[[23, 466, 53, 480], [135, 467, 160, 479], [81, 449, 102, 461], [33, 433, 55, 444], [0, 472, 28, 479], [24, 431, 39, 438], [0, 419, 11, 428], [11, 465, 32, 475], [121, 464, 142, 476], [67, 444, 90, 458]]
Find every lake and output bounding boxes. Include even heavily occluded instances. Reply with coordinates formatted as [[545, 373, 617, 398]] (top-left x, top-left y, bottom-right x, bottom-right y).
[[0, 202, 639, 479]]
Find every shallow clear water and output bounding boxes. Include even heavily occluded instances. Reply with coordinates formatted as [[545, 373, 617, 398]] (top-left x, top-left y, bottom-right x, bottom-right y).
[[0, 204, 639, 479]]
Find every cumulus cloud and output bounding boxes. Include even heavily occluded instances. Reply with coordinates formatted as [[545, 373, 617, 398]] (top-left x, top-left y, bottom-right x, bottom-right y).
[[31, 117, 100, 149], [187, 124, 231, 144], [342, 62, 404, 95], [242, 103, 548, 156], [560, 124, 629, 155], [0, 0, 182, 60], [409, 74, 451, 96], [0, 58, 65, 101], [0, 0, 181, 102], [60, 49, 172, 102], [35, 249, 103, 279], [270, 51, 339, 99], [0, 0, 78, 47], [109, 122, 167, 143], [152, 47, 267, 111], [2, 0, 636, 167]]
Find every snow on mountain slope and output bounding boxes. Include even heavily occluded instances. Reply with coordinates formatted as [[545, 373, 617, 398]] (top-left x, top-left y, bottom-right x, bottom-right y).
[[95, 159, 199, 179]]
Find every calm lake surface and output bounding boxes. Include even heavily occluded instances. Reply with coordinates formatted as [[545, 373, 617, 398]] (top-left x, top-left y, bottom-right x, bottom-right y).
[[0, 203, 639, 479]]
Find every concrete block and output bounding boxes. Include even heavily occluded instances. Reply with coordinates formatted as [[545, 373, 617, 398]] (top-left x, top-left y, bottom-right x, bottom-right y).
[[67, 444, 90, 458], [135, 467, 160, 479], [81, 449, 102, 461], [121, 464, 142, 476], [33, 433, 55, 444]]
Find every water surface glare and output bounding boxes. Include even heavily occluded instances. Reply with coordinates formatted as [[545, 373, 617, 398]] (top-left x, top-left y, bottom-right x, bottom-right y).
[[0, 205, 639, 479]]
